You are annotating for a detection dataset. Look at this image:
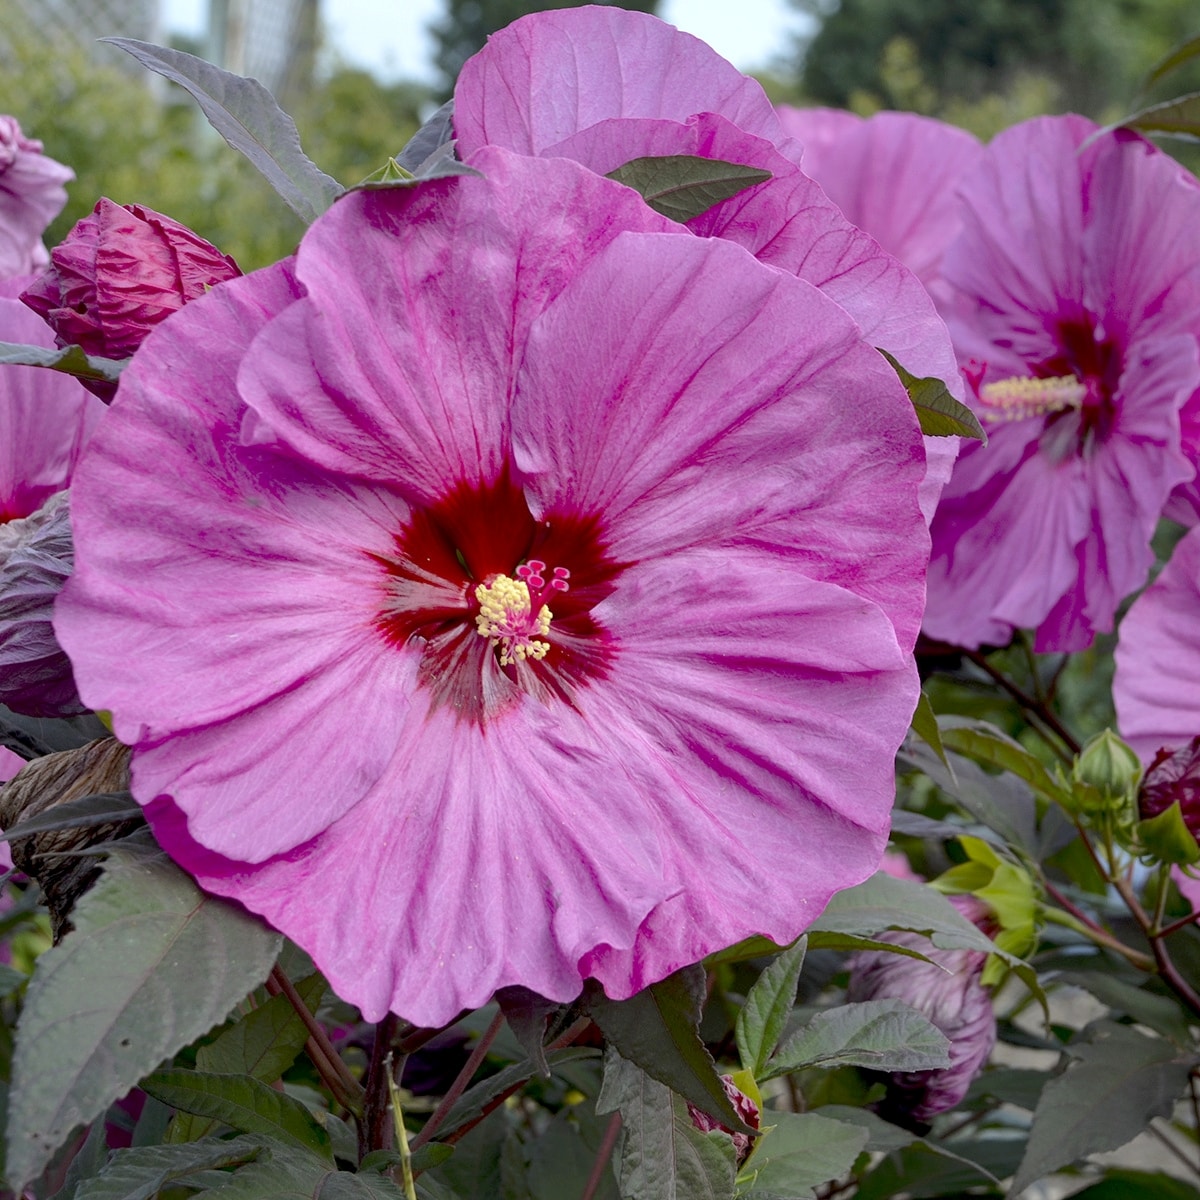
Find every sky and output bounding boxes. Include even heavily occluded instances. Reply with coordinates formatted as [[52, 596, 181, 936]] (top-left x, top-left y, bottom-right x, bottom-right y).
[[162, 0, 803, 84]]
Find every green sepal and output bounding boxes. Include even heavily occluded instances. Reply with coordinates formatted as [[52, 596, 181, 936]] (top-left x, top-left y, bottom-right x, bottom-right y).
[[1137, 801, 1200, 867], [878, 349, 986, 441]]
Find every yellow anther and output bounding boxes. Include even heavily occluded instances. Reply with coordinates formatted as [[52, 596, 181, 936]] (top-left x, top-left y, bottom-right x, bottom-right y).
[[474, 574, 553, 666], [978, 374, 1086, 423]]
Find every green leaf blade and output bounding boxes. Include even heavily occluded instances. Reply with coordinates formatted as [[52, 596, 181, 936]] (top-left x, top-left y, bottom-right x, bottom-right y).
[[878, 349, 986, 441], [740, 1112, 868, 1197], [103, 38, 344, 223], [0, 340, 127, 383], [606, 155, 771, 223], [5, 843, 282, 1187], [735, 937, 807, 1078]]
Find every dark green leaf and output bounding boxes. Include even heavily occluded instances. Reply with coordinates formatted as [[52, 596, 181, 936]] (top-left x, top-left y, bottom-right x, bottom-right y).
[[527, 1108, 621, 1200], [740, 1112, 868, 1197], [855, 1138, 1020, 1199], [173, 972, 328, 1141], [909, 692, 950, 768], [818, 1105, 1002, 1184], [597, 1049, 736, 1200], [198, 1141, 408, 1198], [605, 155, 771, 223], [496, 986, 561, 1077], [1071, 1169, 1200, 1200], [71, 1135, 264, 1200], [102, 39, 343, 223], [965, 1067, 1047, 1111], [5, 842, 281, 1187], [765, 999, 950, 1080], [938, 717, 1072, 807], [0, 791, 142, 844], [806, 931, 935, 963], [396, 99, 455, 171], [735, 937, 807, 1078], [0, 340, 127, 383], [142, 1069, 332, 1159], [813, 870, 1044, 1007], [1056, 970, 1193, 1046], [878, 349, 986, 441], [1010, 1022, 1194, 1195], [588, 967, 752, 1134]]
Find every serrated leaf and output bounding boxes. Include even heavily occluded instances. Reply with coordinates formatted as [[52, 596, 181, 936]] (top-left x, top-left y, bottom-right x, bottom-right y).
[[740, 1112, 868, 1197], [938, 717, 1072, 807], [588, 967, 752, 1134], [1009, 1023, 1194, 1195], [606, 154, 771, 223], [597, 1049, 737, 1200], [765, 999, 950, 1080], [878, 349, 985, 441], [102, 39, 343, 223], [173, 972, 328, 1142], [0, 791, 142, 843], [71, 1135, 264, 1200], [200, 1141, 409, 1199], [813, 869, 1045, 1009], [909, 691, 949, 768], [735, 937, 807, 1077], [0, 340, 127, 383], [5, 842, 281, 1187], [142, 1069, 331, 1159]]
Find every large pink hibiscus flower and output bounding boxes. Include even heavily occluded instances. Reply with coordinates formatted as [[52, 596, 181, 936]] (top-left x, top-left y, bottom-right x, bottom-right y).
[[923, 116, 1200, 652], [57, 149, 928, 1024], [453, 6, 963, 525]]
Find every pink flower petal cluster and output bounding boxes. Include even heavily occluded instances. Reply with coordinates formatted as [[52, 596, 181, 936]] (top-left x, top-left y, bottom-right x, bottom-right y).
[[774, 107, 983, 295], [58, 149, 929, 1025], [0, 280, 103, 716], [922, 116, 1200, 651], [21, 199, 241, 402], [0, 117, 72, 281], [452, 6, 963, 524], [1114, 526, 1200, 762]]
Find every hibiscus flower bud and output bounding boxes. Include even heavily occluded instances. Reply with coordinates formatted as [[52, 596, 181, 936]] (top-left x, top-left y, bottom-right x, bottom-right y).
[[686, 1074, 760, 1163], [20, 198, 240, 400], [1137, 736, 1200, 853], [0, 116, 73, 281], [0, 490, 86, 718], [848, 897, 996, 1129]]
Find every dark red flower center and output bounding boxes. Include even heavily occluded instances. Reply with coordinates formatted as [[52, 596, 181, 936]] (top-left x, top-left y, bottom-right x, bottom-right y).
[[973, 315, 1123, 461], [372, 468, 624, 725]]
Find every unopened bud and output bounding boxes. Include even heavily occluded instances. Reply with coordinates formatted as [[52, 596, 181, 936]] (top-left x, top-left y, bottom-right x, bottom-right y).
[[1073, 729, 1142, 813]]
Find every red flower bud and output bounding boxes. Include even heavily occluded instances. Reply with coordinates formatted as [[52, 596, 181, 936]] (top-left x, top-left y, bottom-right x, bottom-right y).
[[1140, 737, 1200, 836], [21, 199, 240, 400]]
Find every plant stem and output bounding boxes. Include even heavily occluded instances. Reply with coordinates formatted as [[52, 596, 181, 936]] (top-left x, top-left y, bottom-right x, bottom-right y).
[[360, 1013, 400, 1159], [963, 648, 1081, 758], [438, 1016, 594, 1150], [1111, 874, 1200, 1019], [1041, 881, 1154, 970], [1157, 911, 1200, 939], [580, 1112, 622, 1200], [266, 965, 364, 1114], [410, 1010, 505, 1151]]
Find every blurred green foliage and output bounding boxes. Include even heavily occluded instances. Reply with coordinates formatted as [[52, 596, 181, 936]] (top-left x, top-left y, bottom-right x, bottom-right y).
[[0, 5, 426, 271], [784, 0, 1200, 140]]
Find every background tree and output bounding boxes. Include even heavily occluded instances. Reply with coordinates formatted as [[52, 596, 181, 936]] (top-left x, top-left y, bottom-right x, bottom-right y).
[[430, 0, 661, 98], [787, 0, 1200, 131]]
